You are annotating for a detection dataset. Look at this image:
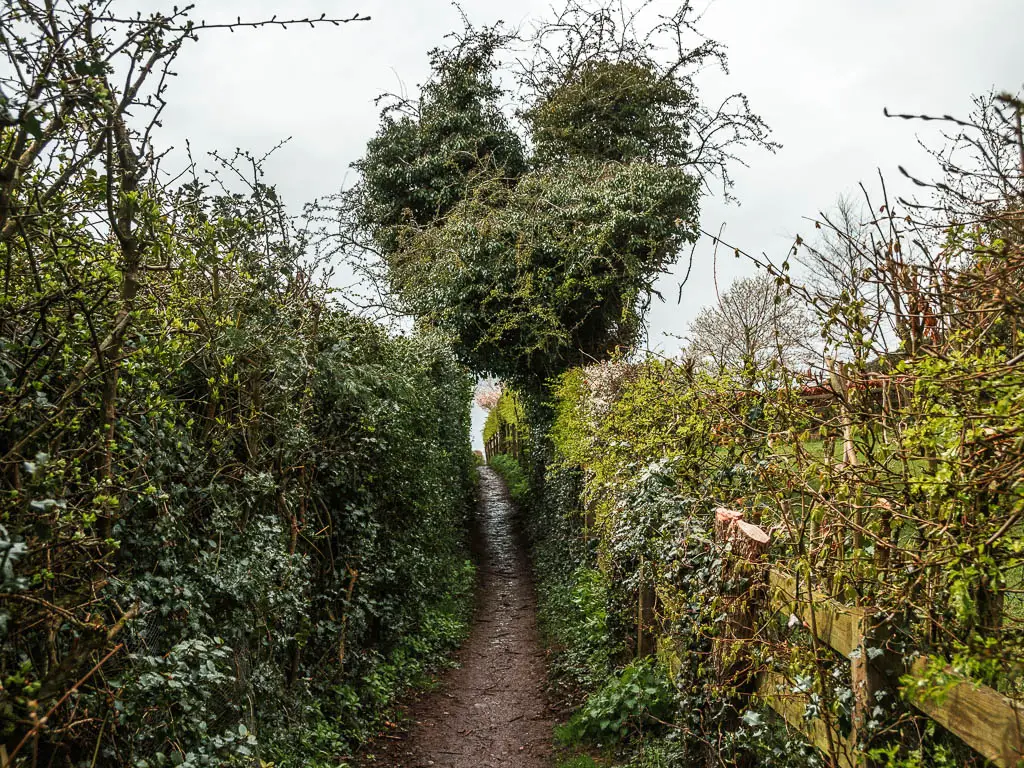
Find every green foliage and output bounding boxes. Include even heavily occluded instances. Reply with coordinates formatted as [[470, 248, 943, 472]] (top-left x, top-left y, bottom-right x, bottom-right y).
[[538, 564, 615, 692], [527, 59, 691, 166], [0, 138, 477, 767], [354, 25, 526, 256], [482, 389, 526, 443], [557, 756, 602, 768], [533, 212, 1024, 766], [352, 24, 706, 388], [534, 362, 857, 765], [550, 361, 722, 529], [557, 658, 675, 745], [488, 454, 528, 502], [397, 161, 698, 385], [614, 733, 693, 768], [868, 722, 963, 768]]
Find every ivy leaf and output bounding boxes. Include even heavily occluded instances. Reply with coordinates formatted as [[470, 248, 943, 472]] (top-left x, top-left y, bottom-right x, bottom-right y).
[[22, 112, 43, 140]]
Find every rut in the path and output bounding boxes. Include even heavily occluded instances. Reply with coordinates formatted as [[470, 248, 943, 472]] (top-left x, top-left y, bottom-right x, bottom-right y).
[[362, 466, 555, 767]]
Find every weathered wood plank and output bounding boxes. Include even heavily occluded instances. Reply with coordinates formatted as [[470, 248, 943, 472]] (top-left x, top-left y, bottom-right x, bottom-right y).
[[715, 507, 772, 768], [769, 568, 868, 658], [906, 657, 1024, 768], [759, 671, 859, 768]]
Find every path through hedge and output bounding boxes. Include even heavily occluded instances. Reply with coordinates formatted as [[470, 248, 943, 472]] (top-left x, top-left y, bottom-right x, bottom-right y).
[[360, 467, 555, 767]]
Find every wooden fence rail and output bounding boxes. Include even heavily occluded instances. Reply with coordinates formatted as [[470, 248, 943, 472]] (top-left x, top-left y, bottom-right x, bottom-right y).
[[484, 423, 522, 464], [653, 506, 1024, 768]]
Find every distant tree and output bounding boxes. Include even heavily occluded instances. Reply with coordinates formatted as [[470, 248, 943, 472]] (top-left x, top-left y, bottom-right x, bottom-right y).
[[688, 273, 814, 377], [475, 384, 502, 411], [797, 196, 874, 301]]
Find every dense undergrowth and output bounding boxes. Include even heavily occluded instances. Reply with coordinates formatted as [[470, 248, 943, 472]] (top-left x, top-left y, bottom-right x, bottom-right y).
[[0, 170, 479, 765], [0, 6, 478, 765], [505, 349, 1024, 767], [484, 89, 1024, 767], [487, 454, 529, 502]]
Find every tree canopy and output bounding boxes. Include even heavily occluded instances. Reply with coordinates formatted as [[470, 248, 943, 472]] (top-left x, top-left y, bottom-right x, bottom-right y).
[[353, 27, 526, 256], [349, 3, 772, 388]]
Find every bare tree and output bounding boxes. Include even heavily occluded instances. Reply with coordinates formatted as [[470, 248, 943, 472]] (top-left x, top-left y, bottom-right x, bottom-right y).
[[687, 272, 814, 378], [797, 196, 872, 300], [793, 194, 911, 358]]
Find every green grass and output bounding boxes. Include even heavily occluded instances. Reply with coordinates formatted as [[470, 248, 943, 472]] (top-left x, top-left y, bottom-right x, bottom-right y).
[[487, 453, 529, 500]]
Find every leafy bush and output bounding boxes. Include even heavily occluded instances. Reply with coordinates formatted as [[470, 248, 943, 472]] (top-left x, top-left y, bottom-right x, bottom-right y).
[[538, 565, 615, 692], [0, 94, 477, 768], [619, 734, 689, 768], [488, 453, 529, 501], [558, 659, 676, 745], [524, 464, 619, 694]]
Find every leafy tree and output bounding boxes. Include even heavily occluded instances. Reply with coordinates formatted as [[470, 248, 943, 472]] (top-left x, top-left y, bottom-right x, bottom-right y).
[[353, 26, 527, 256], [349, 3, 772, 390], [525, 58, 692, 165], [392, 161, 698, 384]]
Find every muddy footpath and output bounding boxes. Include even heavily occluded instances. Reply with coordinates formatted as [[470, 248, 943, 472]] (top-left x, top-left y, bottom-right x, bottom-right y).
[[357, 466, 557, 768]]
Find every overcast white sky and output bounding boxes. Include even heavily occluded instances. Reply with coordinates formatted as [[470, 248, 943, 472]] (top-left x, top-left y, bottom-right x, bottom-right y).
[[152, 0, 1024, 447]]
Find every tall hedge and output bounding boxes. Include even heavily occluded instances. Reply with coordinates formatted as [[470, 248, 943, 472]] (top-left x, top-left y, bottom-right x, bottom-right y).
[[0, 174, 476, 766]]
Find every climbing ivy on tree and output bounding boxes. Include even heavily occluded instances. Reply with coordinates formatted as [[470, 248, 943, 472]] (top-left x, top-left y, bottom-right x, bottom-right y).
[[526, 59, 692, 166], [393, 162, 698, 384], [353, 26, 526, 257], [349, 3, 772, 388]]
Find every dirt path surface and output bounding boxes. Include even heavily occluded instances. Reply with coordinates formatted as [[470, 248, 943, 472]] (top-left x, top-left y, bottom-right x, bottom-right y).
[[361, 467, 555, 767]]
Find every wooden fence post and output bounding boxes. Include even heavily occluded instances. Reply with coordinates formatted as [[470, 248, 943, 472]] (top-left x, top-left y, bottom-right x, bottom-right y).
[[714, 508, 771, 663], [714, 507, 771, 765], [637, 555, 656, 658], [850, 615, 907, 767]]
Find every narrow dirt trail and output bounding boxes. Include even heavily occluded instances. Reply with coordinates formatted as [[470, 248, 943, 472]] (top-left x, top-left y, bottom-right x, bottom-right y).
[[362, 466, 555, 767]]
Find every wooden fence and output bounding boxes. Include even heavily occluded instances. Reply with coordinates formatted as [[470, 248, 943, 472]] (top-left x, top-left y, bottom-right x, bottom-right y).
[[645, 506, 1024, 768], [483, 422, 523, 464]]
